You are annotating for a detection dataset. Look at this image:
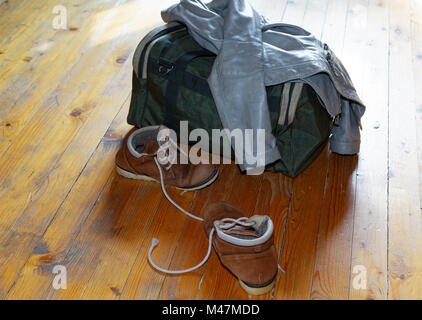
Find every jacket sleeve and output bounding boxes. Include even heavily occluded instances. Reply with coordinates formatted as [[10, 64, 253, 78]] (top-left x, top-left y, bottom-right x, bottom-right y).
[[330, 99, 365, 155]]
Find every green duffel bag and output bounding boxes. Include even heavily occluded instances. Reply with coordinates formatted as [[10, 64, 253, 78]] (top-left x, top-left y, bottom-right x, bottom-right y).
[[128, 24, 333, 178]]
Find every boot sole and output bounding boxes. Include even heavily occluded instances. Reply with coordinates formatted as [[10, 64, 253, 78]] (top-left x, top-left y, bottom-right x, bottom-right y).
[[116, 166, 219, 191], [239, 278, 276, 296]]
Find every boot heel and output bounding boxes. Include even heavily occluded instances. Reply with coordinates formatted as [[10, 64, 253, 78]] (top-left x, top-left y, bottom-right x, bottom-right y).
[[239, 278, 275, 296]]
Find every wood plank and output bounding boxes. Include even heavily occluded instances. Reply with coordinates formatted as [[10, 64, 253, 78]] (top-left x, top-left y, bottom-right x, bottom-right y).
[[1, 0, 422, 300], [311, 0, 369, 300], [49, 176, 157, 299], [0, 0, 155, 157], [301, 0, 329, 38], [349, 0, 389, 300], [320, 0, 350, 54], [0, 0, 28, 17], [6, 98, 131, 299], [274, 149, 329, 300], [0, 0, 124, 157], [0, 1, 175, 297], [0, 0, 50, 52], [256, 173, 293, 300], [53, 177, 163, 300], [1, 42, 129, 298], [80, 167, 235, 299], [388, 0, 422, 300], [157, 164, 236, 300], [248, 0, 288, 22], [0, 0, 105, 96], [0, 53, 131, 297], [310, 154, 358, 299], [116, 189, 197, 300], [410, 0, 422, 226], [273, 0, 331, 300], [0, 60, 130, 295], [78, 180, 163, 300], [282, 0, 308, 25]]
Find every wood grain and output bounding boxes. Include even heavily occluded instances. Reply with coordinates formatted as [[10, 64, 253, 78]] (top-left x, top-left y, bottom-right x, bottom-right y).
[[5, 98, 132, 300], [273, 0, 331, 300], [274, 148, 329, 300], [0, 0, 421, 300], [117, 188, 196, 300], [158, 164, 236, 300], [349, 0, 389, 300], [387, 0, 422, 299], [410, 0, 422, 236], [310, 0, 369, 300], [0, 0, 176, 298]]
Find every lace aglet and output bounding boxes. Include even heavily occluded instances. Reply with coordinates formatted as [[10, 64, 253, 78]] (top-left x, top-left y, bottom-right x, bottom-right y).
[[151, 238, 159, 248]]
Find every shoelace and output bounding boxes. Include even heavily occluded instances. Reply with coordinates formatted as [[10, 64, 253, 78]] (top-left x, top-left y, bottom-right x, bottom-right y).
[[156, 135, 188, 172], [148, 216, 256, 274], [147, 138, 286, 274]]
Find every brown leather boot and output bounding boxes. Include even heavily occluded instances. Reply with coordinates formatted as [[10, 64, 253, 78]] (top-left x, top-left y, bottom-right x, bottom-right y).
[[147, 199, 280, 294], [203, 201, 279, 295], [115, 126, 218, 191]]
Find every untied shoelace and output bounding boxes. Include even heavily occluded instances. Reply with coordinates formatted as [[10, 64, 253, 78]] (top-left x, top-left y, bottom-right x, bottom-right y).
[[147, 137, 285, 274]]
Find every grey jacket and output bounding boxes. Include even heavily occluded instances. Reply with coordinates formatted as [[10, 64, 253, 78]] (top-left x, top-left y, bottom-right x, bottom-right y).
[[161, 0, 365, 170]]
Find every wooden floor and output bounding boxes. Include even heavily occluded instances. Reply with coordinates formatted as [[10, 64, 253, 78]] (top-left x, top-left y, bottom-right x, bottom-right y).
[[0, 0, 421, 300]]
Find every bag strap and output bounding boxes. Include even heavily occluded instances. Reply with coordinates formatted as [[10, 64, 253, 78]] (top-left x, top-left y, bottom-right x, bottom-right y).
[[162, 50, 214, 129]]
